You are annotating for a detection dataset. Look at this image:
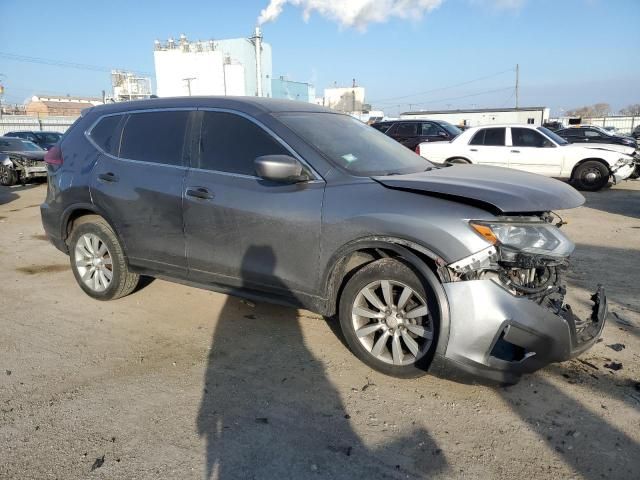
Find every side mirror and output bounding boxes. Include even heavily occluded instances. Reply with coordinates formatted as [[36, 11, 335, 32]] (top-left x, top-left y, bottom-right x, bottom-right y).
[[438, 131, 448, 138], [255, 155, 308, 183]]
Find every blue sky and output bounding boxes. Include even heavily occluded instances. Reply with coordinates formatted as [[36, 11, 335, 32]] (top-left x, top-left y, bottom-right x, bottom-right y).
[[1, 0, 638, 115]]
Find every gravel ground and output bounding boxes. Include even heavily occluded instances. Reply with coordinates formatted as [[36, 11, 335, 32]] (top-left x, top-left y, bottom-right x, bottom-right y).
[[1, 180, 639, 479]]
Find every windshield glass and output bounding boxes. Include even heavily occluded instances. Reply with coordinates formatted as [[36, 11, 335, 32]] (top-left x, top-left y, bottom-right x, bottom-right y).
[[538, 127, 568, 145], [439, 122, 462, 137], [0, 138, 44, 152], [593, 126, 615, 136], [36, 132, 63, 143], [278, 113, 432, 176]]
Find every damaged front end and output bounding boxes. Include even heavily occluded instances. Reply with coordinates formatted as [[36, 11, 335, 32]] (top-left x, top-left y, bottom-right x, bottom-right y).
[[438, 214, 607, 384], [1, 154, 47, 186]]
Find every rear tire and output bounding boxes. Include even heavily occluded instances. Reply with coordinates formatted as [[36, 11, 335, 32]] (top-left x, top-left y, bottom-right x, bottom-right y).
[[0, 165, 18, 186], [338, 258, 439, 378], [446, 157, 470, 165], [572, 160, 609, 191], [68, 216, 140, 300]]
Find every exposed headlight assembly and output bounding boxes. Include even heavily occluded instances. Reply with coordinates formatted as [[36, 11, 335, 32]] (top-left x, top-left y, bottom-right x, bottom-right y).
[[469, 221, 575, 258]]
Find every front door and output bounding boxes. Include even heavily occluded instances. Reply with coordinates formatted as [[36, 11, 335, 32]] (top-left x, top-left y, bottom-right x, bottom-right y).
[[184, 110, 324, 298], [90, 109, 191, 275], [508, 127, 562, 176]]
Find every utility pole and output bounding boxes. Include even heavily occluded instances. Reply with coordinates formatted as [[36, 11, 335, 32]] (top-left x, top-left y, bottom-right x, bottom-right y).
[[515, 64, 519, 110], [183, 77, 196, 96]]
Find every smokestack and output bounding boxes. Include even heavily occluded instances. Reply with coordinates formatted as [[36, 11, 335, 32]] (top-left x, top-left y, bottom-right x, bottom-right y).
[[254, 26, 263, 97]]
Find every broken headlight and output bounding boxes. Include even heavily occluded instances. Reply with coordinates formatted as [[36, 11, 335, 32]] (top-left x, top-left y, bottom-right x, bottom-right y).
[[469, 221, 574, 258]]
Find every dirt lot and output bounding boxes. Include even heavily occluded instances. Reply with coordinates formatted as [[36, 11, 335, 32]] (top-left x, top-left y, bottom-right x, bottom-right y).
[[1, 180, 639, 479]]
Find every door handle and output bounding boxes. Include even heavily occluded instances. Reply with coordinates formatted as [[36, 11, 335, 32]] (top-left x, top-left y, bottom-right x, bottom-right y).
[[511, 150, 520, 153], [98, 172, 118, 182], [470, 148, 478, 152], [186, 187, 214, 200]]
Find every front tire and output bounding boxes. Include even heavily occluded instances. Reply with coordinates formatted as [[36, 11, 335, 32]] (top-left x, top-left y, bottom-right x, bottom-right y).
[[0, 165, 18, 186], [68, 216, 140, 300], [338, 258, 439, 378], [572, 160, 609, 191]]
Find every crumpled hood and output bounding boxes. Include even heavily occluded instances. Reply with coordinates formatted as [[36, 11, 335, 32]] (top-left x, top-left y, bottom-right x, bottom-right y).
[[373, 165, 585, 214], [3, 150, 46, 161]]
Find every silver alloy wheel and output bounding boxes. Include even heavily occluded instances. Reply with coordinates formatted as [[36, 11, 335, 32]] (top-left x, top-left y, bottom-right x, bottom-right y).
[[74, 233, 113, 292], [351, 280, 433, 366]]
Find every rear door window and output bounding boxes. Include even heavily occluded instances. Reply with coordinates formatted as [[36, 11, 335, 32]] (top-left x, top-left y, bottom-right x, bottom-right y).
[[120, 111, 189, 166], [197, 111, 289, 176], [90, 115, 124, 155], [469, 128, 505, 146], [394, 123, 419, 136]]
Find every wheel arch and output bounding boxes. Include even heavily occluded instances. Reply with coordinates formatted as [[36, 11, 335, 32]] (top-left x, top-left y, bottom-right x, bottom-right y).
[[445, 156, 471, 164], [570, 157, 612, 179], [61, 204, 125, 252], [322, 237, 451, 356]]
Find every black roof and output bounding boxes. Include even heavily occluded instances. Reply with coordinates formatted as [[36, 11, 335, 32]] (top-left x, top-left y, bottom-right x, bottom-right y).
[[89, 96, 333, 117]]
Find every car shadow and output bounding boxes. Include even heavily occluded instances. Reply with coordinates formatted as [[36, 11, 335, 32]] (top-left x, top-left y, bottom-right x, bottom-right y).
[[196, 245, 448, 479], [499, 374, 640, 479], [581, 183, 640, 219]]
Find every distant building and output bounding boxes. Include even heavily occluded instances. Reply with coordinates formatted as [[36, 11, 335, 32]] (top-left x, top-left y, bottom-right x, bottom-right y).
[[153, 30, 272, 98], [321, 84, 366, 113], [271, 76, 315, 103], [25, 95, 103, 116], [400, 107, 550, 127], [111, 70, 152, 102]]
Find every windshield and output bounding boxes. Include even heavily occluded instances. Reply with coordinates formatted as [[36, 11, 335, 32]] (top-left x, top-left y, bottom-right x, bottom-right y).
[[278, 113, 432, 176], [0, 138, 44, 152], [35, 132, 63, 143], [537, 127, 568, 145], [593, 126, 615, 136]]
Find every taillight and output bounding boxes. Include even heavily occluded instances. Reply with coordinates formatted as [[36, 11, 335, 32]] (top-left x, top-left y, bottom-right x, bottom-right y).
[[415, 144, 421, 155], [44, 145, 63, 166]]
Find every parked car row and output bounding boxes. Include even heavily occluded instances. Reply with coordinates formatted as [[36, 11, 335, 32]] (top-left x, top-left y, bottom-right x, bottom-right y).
[[4, 130, 63, 150], [413, 125, 636, 191]]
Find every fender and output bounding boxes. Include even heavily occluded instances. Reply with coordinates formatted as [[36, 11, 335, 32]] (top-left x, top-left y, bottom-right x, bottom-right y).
[[60, 202, 127, 252], [1, 156, 14, 167], [323, 236, 450, 356]]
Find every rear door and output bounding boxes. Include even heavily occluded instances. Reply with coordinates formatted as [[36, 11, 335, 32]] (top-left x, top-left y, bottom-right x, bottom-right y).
[[389, 122, 420, 149], [89, 109, 192, 276], [508, 127, 562, 176], [184, 110, 324, 296], [466, 127, 508, 166]]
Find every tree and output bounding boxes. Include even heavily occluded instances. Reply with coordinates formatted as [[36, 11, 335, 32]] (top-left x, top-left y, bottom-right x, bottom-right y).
[[619, 104, 640, 116], [566, 103, 611, 117]]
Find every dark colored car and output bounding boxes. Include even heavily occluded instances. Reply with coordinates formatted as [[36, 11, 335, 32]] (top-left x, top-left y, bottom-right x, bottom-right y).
[[5, 130, 63, 150], [632, 125, 640, 140], [556, 126, 638, 149], [0, 136, 47, 186], [371, 119, 461, 151], [40, 97, 607, 384], [542, 121, 563, 132]]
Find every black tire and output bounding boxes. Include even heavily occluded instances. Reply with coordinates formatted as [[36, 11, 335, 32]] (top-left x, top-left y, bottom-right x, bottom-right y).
[[338, 258, 439, 378], [0, 165, 18, 186], [629, 165, 640, 180], [67, 215, 140, 300], [446, 157, 470, 165], [572, 160, 609, 191]]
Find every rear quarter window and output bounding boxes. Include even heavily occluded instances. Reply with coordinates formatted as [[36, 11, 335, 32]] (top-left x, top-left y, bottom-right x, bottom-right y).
[[89, 115, 124, 155]]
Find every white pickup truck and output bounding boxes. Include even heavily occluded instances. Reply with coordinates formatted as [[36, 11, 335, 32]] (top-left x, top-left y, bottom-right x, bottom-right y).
[[416, 124, 636, 191]]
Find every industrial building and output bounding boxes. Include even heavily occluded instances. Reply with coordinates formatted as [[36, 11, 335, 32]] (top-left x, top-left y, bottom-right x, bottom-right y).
[[153, 29, 272, 98], [400, 106, 550, 128], [25, 95, 103, 116], [319, 83, 366, 113], [271, 76, 315, 103], [111, 71, 152, 102]]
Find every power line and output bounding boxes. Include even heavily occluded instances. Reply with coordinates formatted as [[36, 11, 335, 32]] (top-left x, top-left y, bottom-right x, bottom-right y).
[[385, 86, 514, 112], [0, 52, 154, 77], [370, 68, 515, 105]]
